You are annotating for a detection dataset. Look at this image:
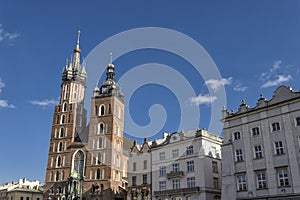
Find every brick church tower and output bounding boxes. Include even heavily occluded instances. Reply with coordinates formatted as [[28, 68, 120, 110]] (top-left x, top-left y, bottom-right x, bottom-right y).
[[44, 31, 128, 199]]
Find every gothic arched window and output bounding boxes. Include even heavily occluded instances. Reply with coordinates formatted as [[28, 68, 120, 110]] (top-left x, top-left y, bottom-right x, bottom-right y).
[[98, 123, 104, 134], [60, 115, 65, 124], [98, 138, 102, 149], [99, 105, 105, 116], [56, 171, 60, 181], [58, 142, 63, 152], [73, 150, 85, 176], [57, 156, 61, 167], [96, 169, 100, 179], [60, 127, 64, 138], [97, 153, 101, 165], [62, 102, 67, 112]]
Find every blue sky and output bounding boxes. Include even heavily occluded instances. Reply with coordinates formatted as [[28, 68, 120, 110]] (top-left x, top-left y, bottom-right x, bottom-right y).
[[1, 0, 300, 184]]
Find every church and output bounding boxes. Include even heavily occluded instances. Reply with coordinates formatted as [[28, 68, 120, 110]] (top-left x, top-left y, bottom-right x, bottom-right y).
[[43, 30, 131, 200]]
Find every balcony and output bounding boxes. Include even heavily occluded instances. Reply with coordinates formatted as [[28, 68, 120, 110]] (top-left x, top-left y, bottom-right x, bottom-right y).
[[154, 187, 200, 196], [167, 171, 184, 179]]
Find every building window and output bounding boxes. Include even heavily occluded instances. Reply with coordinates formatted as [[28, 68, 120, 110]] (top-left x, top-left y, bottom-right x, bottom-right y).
[[278, 169, 289, 187], [274, 141, 284, 155], [73, 150, 85, 176], [186, 146, 194, 155], [187, 160, 194, 172], [272, 122, 280, 132], [97, 153, 101, 165], [213, 177, 219, 189], [172, 179, 180, 189], [233, 132, 241, 140], [58, 142, 63, 152], [60, 114, 66, 124], [94, 169, 99, 179], [252, 127, 260, 136], [235, 149, 244, 162], [133, 162, 136, 171], [143, 160, 147, 169], [237, 175, 247, 191], [173, 163, 180, 172], [143, 174, 147, 184], [98, 138, 102, 149], [56, 171, 60, 181], [64, 84, 68, 99], [132, 176, 137, 186], [57, 156, 62, 167], [172, 149, 179, 158], [296, 117, 300, 126], [73, 84, 78, 99], [212, 161, 218, 173], [159, 181, 166, 190], [61, 170, 65, 181], [99, 105, 105, 116], [59, 127, 64, 138], [62, 102, 67, 112], [254, 145, 263, 159], [256, 172, 267, 189], [159, 166, 166, 177], [187, 177, 195, 188], [98, 123, 104, 134], [159, 152, 165, 160]]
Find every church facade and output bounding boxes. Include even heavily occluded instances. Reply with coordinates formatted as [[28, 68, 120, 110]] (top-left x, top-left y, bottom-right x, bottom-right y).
[[43, 31, 129, 200]]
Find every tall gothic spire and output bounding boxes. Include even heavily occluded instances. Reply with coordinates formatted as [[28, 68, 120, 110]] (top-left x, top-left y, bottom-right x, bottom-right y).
[[73, 28, 81, 70]]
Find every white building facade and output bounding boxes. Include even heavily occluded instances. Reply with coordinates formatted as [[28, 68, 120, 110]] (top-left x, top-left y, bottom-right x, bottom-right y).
[[128, 139, 152, 200], [151, 129, 222, 200], [221, 86, 300, 199]]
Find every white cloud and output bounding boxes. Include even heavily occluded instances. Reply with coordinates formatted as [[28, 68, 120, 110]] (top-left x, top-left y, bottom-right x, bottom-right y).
[[233, 84, 248, 92], [0, 24, 20, 42], [190, 94, 217, 105], [205, 77, 232, 92], [260, 60, 282, 81], [261, 75, 292, 88], [0, 100, 15, 108], [30, 99, 58, 106], [272, 60, 282, 71]]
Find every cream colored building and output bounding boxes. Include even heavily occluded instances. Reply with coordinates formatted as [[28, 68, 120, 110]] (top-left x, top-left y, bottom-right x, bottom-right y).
[[127, 139, 152, 200], [0, 178, 43, 200], [151, 129, 222, 200], [221, 86, 300, 199]]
